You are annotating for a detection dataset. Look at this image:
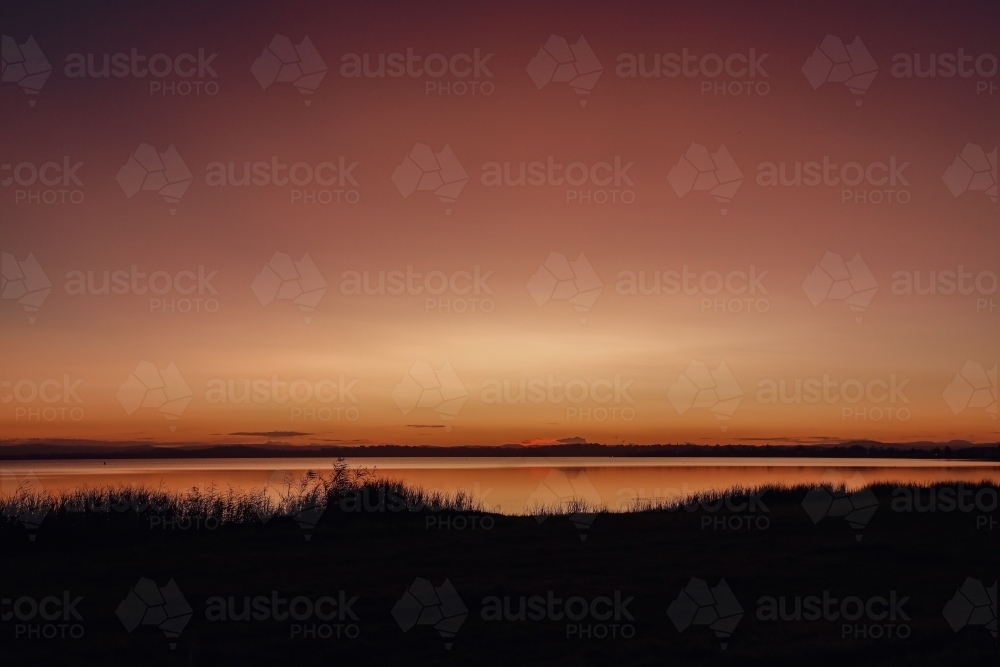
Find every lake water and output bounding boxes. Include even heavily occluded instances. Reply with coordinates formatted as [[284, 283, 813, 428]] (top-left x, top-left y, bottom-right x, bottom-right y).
[[3, 457, 998, 514]]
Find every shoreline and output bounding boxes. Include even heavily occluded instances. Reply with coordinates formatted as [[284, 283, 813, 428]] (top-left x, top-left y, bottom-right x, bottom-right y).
[[2, 441, 998, 461]]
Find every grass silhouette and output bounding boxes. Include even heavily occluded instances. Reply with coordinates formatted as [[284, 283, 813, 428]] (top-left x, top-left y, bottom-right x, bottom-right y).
[[1, 467, 995, 666]]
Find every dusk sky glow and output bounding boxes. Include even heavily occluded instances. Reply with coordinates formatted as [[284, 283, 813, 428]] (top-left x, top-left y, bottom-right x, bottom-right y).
[[1, 0, 996, 447]]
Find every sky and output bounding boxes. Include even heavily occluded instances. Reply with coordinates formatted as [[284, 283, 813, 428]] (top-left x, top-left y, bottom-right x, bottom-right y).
[[0, 0, 997, 447]]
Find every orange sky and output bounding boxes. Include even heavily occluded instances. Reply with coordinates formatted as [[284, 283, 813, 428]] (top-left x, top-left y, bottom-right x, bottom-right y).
[[1, 0, 996, 446]]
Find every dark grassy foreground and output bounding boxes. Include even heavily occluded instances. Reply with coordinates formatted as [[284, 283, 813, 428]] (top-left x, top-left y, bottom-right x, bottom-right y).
[[1, 466, 996, 666]]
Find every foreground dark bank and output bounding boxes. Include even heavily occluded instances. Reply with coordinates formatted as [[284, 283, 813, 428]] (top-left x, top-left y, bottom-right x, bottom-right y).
[[2, 470, 996, 666]]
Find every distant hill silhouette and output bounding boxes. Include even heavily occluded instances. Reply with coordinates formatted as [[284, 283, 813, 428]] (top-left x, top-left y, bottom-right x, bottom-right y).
[[0, 439, 997, 460]]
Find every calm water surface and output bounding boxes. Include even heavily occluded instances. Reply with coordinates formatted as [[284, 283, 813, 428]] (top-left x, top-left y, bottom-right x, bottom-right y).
[[3, 457, 998, 514]]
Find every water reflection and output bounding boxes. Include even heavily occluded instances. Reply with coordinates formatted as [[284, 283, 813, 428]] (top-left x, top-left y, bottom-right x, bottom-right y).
[[2, 457, 997, 515]]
